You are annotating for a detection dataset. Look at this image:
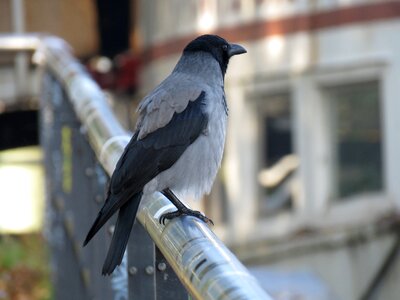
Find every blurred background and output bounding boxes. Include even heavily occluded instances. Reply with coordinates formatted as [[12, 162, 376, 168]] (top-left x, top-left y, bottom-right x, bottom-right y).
[[1, 0, 400, 299]]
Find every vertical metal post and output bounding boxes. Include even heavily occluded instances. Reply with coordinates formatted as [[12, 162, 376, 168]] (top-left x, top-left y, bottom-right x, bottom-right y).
[[11, 0, 28, 99]]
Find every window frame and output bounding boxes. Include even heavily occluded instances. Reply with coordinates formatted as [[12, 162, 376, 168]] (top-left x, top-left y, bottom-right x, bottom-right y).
[[323, 80, 384, 200], [299, 62, 392, 229], [232, 61, 395, 244]]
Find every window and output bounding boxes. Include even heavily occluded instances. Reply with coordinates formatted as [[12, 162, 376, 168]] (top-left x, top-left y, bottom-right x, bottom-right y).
[[326, 82, 383, 199], [257, 93, 297, 216]]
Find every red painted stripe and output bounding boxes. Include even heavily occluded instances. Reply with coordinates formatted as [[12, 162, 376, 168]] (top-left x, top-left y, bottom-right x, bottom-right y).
[[141, 1, 400, 63]]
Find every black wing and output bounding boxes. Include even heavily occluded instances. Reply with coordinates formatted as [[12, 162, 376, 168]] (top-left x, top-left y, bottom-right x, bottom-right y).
[[112, 91, 207, 194], [84, 91, 208, 245]]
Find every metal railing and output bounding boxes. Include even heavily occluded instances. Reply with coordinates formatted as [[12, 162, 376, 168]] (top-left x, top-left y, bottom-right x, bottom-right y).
[[0, 34, 273, 300]]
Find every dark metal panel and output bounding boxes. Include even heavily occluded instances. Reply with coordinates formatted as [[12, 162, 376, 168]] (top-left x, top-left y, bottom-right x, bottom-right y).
[[128, 222, 156, 300], [127, 221, 188, 300], [155, 247, 188, 299], [40, 72, 115, 300], [40, 72, 89, 299]]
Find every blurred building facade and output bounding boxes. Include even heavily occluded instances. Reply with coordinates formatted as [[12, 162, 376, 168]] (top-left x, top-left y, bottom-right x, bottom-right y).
[[135, 1, 400, 299]]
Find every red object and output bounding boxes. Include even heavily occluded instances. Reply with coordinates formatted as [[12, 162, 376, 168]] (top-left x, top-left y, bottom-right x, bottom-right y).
[[114, 53, 141, 93], [86, 53, 141, 94]]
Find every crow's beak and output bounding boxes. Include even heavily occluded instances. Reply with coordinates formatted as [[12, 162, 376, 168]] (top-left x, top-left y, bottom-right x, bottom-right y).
[[227, 43, 247, 57]]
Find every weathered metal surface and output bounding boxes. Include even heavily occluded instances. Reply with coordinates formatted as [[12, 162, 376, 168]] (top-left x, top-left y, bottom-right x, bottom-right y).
[[40, 73, 116, 299]]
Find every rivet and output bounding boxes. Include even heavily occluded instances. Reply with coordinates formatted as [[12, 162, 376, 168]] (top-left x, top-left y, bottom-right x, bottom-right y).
[[157, 263, 167, 272], [129, 267, 137, 275], [54, 196, 64, 211], [145, 266, 154, 275], [79, 126, 87, 135], [95, 195, 103, 203], [108, 225, 115, 235], [85, 167, 94, 176]]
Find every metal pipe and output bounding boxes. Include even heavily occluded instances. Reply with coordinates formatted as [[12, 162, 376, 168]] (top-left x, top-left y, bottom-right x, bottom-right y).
[[0, 34, 40, 51], [11, 0, 29, 99], [0, 34, 273, 300]]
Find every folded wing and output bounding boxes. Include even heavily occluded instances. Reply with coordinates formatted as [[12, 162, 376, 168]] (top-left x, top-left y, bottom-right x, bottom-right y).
[[83, 90, 208, 246]]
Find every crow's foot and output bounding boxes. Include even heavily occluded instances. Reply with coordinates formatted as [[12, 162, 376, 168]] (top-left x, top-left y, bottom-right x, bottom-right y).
[[159, 208, 214, 225]]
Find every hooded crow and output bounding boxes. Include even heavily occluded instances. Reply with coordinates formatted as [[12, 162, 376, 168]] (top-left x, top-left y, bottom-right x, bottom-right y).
[[83, 34, 246, 275]]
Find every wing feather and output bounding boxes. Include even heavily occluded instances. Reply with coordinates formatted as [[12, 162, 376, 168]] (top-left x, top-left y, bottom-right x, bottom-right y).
[[137, 73, 203, 139]]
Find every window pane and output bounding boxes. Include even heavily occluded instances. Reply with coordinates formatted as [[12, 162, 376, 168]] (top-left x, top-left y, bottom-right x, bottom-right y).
[[264, 107, 292, 167], [329, 82, 383, 199], [258, 94, 296, 215]]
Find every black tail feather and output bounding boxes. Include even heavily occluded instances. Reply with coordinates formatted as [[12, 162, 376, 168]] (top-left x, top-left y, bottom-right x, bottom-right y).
[[102, 192, 142, 275], [83, 191, 132, 247], [83, 211, 105, 247]]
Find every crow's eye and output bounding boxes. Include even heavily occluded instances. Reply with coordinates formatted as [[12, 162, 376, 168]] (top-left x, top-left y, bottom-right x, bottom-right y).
[[222, 44, 228, 52]]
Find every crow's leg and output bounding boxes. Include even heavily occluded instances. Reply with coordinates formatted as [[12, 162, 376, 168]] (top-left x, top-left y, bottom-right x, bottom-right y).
[[159, 188, 213, 225]]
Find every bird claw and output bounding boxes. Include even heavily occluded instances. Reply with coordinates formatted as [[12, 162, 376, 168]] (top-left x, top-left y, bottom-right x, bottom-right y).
[[159, 209, 214, 226]]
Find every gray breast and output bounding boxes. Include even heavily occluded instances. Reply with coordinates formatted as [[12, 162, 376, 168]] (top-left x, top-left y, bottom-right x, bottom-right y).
[[143, 88, 227, 202]]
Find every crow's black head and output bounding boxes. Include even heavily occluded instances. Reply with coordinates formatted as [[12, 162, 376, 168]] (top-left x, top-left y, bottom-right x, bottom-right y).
[[184, 35, 246, 75]]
